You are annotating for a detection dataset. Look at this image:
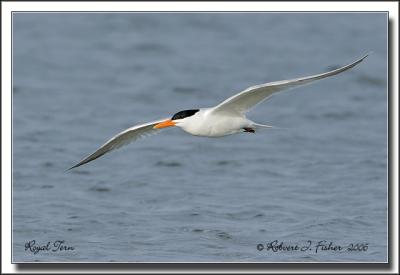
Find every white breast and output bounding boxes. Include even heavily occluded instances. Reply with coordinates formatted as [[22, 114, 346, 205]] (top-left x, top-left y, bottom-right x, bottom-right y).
[[178, 108, 250, 137]]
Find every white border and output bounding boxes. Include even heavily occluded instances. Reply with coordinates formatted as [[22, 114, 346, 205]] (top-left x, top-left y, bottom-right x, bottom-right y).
[[2, 1, 398, 274], [0, 1, 397, 12]]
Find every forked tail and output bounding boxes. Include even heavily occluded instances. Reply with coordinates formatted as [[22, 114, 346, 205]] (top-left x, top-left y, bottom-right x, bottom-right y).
[[253, 122, 273, 129], [252, 122, 289, 130]]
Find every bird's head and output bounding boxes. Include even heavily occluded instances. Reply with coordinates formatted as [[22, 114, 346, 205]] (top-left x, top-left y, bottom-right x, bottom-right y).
[[153, 109, 200, 129]]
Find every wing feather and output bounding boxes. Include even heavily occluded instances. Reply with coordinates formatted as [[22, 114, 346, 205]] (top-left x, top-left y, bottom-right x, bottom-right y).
[[67, 118, 169, 170], [213, 54, 369, 114]]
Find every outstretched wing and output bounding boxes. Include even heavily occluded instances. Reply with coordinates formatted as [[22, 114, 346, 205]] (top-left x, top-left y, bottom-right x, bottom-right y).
[[213, 54, 369, 114], [67, 118, 169, 170]]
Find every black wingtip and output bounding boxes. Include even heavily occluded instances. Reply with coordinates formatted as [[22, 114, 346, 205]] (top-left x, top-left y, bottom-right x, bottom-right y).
[[64, 166, 75, 172], [64, 163, 81, 172], [359, 52, 372, 62]]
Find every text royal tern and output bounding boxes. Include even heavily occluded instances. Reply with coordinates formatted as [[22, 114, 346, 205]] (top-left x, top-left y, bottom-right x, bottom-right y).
[[68, 54, 368, 170]]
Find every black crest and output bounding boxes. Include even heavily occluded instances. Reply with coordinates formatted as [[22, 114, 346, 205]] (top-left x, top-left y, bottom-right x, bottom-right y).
[[171, 109, 199, 120]]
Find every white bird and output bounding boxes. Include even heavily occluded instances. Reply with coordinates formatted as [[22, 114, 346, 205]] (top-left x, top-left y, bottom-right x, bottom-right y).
[[68, 54, 368, 170]]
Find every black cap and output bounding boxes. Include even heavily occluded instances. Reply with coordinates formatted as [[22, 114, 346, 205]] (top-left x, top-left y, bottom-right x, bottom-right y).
[[171, 109, 200, 120]]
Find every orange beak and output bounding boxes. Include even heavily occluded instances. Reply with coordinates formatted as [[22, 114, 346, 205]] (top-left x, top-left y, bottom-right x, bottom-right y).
[[153, 119, 176, 129]]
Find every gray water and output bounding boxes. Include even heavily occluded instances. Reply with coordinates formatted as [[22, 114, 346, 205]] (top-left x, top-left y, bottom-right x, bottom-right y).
[[12, 13, 387, 262]]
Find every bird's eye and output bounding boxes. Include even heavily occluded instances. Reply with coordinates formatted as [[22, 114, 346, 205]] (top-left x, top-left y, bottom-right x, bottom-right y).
[[171, 109, 199, 120]]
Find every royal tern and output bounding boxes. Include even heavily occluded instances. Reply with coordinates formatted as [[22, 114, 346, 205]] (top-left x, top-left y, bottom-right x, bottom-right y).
[[68, 54, 368, 170]]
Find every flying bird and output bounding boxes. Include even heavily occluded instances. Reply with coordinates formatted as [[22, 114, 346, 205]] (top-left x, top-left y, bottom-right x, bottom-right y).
[[68, 54, 368, 170]]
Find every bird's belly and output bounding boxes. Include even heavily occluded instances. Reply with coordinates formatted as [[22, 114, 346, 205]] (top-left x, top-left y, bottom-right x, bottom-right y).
[[182, 116, 247, 137]]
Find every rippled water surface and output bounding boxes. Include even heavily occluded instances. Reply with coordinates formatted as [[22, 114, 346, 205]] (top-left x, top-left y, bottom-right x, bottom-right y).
[[12, 13, 387, 262]]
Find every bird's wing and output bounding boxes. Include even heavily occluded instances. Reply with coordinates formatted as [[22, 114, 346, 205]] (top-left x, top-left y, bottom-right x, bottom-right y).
[[212, 54, 368, 114], [67, 118, 169, 170]]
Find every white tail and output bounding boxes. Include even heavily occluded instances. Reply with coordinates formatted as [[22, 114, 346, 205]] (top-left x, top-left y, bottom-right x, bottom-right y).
[[253, 122, 273, 128], [253, 122, 290, 130]]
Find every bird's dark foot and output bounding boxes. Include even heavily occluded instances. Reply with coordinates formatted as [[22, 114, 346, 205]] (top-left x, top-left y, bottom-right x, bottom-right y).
[[243, 127, 255, 133]]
